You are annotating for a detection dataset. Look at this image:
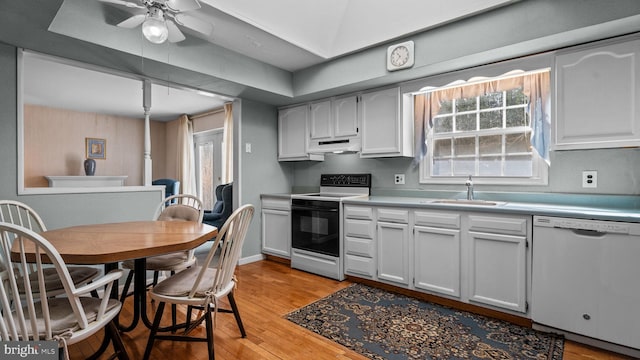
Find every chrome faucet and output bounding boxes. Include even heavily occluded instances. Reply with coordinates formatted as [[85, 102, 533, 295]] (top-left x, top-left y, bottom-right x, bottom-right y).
[[465, 175, 474, 200]]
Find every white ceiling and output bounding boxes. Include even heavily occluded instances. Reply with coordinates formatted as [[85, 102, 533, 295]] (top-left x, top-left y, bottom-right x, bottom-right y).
[[199, 0, 516, 67], [24, 0, 518, 121]]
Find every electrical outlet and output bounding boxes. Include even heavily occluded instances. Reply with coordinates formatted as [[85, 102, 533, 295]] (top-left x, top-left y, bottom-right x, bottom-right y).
[[582, 170, 597, 188], [394, 174, 405, 185]]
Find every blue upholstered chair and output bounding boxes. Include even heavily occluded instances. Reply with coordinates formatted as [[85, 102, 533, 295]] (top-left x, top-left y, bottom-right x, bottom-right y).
[[203, 182, 232, 229], [152, 179, 180, 204]]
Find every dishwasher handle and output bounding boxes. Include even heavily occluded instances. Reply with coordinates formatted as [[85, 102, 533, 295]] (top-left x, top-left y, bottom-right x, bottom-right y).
[[571, 228, 606, 237]]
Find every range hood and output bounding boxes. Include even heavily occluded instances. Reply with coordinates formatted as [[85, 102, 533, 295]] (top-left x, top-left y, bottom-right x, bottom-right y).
[[308, 136, 361, 154]]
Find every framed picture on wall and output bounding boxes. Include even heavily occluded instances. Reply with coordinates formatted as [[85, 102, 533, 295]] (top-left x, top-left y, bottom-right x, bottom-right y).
[[86, 137, 106, 159]]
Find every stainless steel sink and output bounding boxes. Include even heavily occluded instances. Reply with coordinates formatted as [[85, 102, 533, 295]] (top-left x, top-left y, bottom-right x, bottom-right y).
[[430, 199, 506, 206]]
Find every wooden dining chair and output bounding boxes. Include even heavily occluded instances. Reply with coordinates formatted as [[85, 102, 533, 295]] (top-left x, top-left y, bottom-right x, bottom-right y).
[[0, 200, 99, 297], [0, 221, 128, 359], [142, 204, 255, 360]]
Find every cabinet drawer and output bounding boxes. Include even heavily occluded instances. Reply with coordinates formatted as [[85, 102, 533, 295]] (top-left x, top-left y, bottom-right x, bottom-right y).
[[345, 236, 375, 257], [468, 215, 528, 236], [377, 208, 409, 223], [344, 206, 373, 220], [261, 197, 290, 211], [414, 211, 460, 229], [345, 254, 376, 278], [344, 219, 374, 239]]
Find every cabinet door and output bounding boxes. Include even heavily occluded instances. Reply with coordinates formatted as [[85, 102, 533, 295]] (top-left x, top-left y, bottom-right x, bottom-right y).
[[278, 105, 308, 160], [414, 226, 461, 298], [261, 208, 291, 258], [468, 231, 527, 313], [377, 221, 410, 286], [333, 95, 359, 138], [309, 100, 332, 140], [555, 39, 640, 149], [360, 87, 401, 156]]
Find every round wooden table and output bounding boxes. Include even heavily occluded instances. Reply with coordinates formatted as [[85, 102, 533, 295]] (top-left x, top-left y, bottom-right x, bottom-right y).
[[37, 221, 217, 329]]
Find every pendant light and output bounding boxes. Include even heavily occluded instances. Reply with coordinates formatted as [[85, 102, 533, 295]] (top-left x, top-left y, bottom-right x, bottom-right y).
[[142, 7, 168, 44]]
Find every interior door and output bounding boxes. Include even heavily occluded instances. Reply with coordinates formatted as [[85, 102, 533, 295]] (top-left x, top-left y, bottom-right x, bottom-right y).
[[194, 129, 223, 210]]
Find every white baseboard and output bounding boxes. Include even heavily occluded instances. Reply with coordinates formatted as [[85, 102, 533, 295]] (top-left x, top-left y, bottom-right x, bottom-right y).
[[239, 253, 265, 265]]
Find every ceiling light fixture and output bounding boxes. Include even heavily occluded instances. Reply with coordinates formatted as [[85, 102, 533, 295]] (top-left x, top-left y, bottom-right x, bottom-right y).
[[142, 7, 168, 44]]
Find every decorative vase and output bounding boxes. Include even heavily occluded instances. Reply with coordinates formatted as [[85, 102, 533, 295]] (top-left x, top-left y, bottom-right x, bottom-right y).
[[84, 158, 96, 176]]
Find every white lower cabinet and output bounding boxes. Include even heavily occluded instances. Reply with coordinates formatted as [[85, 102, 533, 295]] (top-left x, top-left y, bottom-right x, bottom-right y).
[[343, 203, 531, 316], [466, 214, 529, 313], [414, 225, 461, 298], [377, 220, 410, 286], [344, 206, 376, 278], [413, 209, 462, 298], [261, 196, 291, 258], [467, 231, 527, 312]]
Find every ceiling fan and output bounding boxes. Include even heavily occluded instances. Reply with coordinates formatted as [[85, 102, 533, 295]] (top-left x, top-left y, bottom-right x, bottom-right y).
[[99, 0, 214, 44]]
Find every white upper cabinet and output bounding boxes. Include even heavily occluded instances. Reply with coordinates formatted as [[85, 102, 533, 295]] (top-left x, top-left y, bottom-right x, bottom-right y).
[[309, 100, 332, 141], [308, 95, 360, 153], [278, 105, 324, 161], [333, 95, 359, 138], [555, 38, 640, 150], [360, 87, 413, 158]]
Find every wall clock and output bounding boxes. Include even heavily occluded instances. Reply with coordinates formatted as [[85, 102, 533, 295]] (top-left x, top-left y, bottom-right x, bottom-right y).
[[387, 41, 414, 71]]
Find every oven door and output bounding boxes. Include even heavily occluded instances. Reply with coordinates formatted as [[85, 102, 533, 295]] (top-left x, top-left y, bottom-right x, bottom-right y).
[[291, 199, 339, 257]]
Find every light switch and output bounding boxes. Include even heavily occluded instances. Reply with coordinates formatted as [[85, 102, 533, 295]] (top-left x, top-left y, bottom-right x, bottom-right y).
[[245, 143, 252, 153]]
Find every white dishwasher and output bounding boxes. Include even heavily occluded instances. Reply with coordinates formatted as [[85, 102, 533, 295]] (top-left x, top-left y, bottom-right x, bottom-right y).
[[532, 216, 640, 354]]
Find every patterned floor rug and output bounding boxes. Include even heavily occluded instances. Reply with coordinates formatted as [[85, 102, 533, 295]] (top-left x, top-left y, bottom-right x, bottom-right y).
[[286, 283, 563, 360]]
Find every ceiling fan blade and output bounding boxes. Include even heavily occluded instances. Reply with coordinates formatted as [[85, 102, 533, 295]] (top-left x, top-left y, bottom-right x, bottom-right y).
[[174, 13, 213, 37], [166, 20, 186, 43], [98, 0, 145, 9], [165, 0, 201, 12], [117, 14, 146, 28]]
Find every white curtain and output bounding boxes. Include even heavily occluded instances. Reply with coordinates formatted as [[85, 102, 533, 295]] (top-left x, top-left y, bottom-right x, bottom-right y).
[[412, 69, 551, 166], [177, 114, 196, 195], [222, 103, 233, 184]]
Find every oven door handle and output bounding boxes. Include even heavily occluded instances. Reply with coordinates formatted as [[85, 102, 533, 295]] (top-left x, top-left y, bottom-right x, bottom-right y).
[[291, 205, 338, 212]]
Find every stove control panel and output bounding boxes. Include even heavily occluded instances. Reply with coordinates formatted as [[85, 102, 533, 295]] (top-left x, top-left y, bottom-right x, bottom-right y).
[[321, 174, 371, 187]]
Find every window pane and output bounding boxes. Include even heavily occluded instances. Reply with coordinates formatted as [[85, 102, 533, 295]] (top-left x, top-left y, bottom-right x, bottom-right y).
[[504, 155, 533, 176], [479, 135, 502, 155], [506, 88, 526, 106], [479, 92, 502, 109], [197, 142, 215, 209], [433, 138, 452, 157], [456, 114, 476, 131], [439, 99, 453, 114], [506, 108, 527, 127], [433, 116, 453, 133], [452, 158, 474, 176], [479, 156, 501, 176], [454, 136, 475, 155], [432, 158, 451, 176], [456, 97, 476, 112], [506, 132, 530, 153], [479, 110, 502, 129]]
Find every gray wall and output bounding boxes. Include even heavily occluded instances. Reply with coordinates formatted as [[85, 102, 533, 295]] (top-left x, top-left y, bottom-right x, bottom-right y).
[[290, 148, 640, 197], [237, 99, 292, 258]]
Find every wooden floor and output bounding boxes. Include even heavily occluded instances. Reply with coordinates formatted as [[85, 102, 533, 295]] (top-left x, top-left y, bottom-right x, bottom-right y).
[[70, 259, 633, 360]]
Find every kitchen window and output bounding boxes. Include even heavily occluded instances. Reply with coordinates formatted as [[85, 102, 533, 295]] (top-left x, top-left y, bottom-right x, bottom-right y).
[[414, 69, 550, 185]]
